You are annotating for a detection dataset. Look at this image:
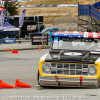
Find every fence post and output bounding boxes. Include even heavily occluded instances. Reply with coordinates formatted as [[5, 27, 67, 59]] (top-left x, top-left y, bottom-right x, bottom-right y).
[[50, 18, 51, 27], [37, 16, 40, 32], [61, 17, 63, 30], [54, 18, 56, 27], [70, 17, 71, 31], [66, 17, 68, 30]]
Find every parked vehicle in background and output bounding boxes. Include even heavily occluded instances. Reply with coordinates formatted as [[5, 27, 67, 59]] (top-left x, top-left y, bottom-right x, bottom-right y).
[[31, 4, 36, 7], [27, 4, 35, 8], [17, 5, 25, 8], [50, 5, 57, 7], [27, 5, 31, 7], [41, 27, 60, 43], [57, 4, 78, 7], [41, 4, 49, 7], [21, 5, 26, 8], [35, 4, 43, 7]]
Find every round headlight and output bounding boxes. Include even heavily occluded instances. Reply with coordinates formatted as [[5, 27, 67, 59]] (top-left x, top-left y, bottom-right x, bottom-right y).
[[88, 65, 97, 75], [43, 64, 51, 73]]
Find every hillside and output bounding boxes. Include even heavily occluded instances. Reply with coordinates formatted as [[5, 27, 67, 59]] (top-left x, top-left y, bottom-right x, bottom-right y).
[[21, 0, 99, 5], [18, 7, 77, 17], [18, 0, 99, 17], [21, 0, 78, 5]]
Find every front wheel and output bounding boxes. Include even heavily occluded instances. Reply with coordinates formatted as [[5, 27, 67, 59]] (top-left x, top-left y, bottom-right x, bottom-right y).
[[37, 70, 40, 85], [37, 70, 46, 87]]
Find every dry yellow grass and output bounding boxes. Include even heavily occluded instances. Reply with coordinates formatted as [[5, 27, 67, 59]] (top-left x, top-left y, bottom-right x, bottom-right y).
[[18, 0, 99, 18], [78, 0, 98, 4], [20, 0, 100, 5], [18, 7, 78, 17], [21, 0, 78, 5]]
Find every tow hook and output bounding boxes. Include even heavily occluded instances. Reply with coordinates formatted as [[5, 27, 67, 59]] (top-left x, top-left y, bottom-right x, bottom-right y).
[[55, 75, 58, 86], [79, 76, 82, 86]]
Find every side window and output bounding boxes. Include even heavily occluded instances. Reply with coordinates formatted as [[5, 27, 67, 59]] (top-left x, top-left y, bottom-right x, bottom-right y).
[[50, 29, 54, 32], [50, 28, 59, 33], [54, 28, 59, 32]]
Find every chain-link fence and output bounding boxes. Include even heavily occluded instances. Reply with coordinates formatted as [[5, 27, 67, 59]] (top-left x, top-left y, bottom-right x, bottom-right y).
[[44, 17, 78, 31]]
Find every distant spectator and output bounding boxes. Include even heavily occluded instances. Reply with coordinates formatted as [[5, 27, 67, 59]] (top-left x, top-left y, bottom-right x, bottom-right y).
[[87, 28, 89, 32], [81, 28, 85, 32], [25, 35, 27, 40], [87, 28, 91, 32], [96, 30, 98, 33], [40, 25, 45, 32], [89, 28, 91, 32], [8, 33, 11, 38], [3, 33, 6, 38]]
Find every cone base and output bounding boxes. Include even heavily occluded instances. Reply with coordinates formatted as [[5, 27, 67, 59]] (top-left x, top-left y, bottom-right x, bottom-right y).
[[0, 80, 14, 89], [15, 79, 31, 88]]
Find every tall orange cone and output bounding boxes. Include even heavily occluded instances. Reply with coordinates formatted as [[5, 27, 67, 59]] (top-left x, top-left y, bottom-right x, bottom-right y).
[[15, 79, 31, 88], [39, 46, 41, 51], [7, 48, 9, 52], [0, 80, 14, 89]]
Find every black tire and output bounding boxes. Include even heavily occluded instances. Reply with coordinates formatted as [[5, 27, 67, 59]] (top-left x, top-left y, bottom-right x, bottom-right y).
[[37, 70, 51, 88], [37, 70, 40, 85], [37, 70, 45, 87]]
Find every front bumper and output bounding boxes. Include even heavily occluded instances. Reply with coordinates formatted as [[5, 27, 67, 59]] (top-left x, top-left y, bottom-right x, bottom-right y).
[[39, 76, 99, 87]]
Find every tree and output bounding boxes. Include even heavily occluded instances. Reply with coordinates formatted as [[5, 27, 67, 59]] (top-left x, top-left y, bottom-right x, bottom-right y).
[[4, 1, 19, 16]]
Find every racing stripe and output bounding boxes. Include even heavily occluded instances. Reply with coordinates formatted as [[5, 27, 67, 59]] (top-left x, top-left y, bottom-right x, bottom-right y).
[[96, 57, 100, 62], [88, 33, 93, 38], [40, 53, 49, 61], [97, 33, 100, 38], [84, 32, 89, 38], [93, 33, 97, 38], [68, 31, 74, 33]]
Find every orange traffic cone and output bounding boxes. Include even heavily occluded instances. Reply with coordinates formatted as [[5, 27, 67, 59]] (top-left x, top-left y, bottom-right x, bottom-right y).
[[39, 46, 41, 51], [12, 50, 18, 54], [0, 80, 14, 89], [7, 48, 9, 52], [15, 79, 31, 88]]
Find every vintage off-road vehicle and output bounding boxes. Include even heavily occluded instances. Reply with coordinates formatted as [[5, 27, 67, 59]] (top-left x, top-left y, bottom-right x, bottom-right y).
[[38, 31, 100, 87]]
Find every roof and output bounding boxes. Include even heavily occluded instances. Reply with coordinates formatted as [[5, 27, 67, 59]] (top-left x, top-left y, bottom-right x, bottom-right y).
[[44, 27, 59, 29], [51, 31, 100, 38]]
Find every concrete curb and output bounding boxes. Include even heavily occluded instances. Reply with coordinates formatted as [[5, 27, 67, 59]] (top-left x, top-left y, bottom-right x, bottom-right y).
[[0, 46, 50, 52]]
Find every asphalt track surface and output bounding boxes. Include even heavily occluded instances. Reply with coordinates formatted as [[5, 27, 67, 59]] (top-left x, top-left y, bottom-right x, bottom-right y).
[[0, 49, 100, 100]]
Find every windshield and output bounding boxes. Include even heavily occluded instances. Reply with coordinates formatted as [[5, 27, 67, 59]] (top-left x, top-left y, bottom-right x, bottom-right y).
[[41, 29, 50, 33], [52, 37, 100, 51]]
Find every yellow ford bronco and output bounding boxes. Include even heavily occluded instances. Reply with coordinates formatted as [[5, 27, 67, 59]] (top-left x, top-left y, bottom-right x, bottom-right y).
[[38, 31, 100, 87]]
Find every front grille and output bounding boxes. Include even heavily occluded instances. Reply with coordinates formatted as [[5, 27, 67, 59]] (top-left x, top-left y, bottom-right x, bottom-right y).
[[50, 63, 89, 76]]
